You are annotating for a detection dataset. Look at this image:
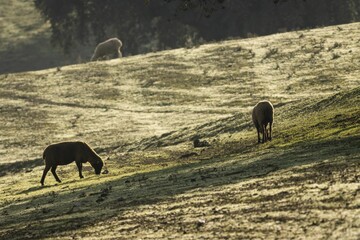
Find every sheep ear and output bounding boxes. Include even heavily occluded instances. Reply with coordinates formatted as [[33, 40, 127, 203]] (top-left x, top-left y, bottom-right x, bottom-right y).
[[107, 156, 110, 161]]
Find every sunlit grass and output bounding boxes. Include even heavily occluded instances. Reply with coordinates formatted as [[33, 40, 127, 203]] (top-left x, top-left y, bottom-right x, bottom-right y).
[[0, 21, 360, 239]]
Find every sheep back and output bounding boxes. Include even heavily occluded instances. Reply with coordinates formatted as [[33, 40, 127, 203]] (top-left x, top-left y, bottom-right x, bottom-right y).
[[252, 100, 274, 130], [43, 141, 102, 166], [91, 38, 122, 61]]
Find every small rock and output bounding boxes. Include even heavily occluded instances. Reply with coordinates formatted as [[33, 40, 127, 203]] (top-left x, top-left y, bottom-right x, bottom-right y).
[[193, 139, 211, 148], [196, 219, 206, 228]]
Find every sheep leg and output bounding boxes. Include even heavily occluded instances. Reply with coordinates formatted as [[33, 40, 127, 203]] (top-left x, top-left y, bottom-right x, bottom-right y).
[[269, 122, 272, 141], [262, 124, 266, 143], [51, 165, 61, 183], [117, 49, 122, 58], [256, 127, 261, 143], [40, 165, 51, 186], [76, 161, 84, 179], [265, 123, 270, 142]]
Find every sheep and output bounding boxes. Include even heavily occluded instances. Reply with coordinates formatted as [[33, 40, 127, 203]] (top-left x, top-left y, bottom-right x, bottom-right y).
[[252, 100, 274, 143], [40, 141, 104, 186], [90, 38, 123, 61]]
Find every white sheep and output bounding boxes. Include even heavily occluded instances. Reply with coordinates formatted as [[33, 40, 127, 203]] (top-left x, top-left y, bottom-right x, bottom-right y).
[[90, 38, 123, 61]]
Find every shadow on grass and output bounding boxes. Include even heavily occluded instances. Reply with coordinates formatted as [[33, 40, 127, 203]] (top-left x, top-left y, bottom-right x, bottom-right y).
[[20, 185, 52, 194], [0, 34, 91, 74], [0, 158, 43, 177], [1, 136, 359, 239]]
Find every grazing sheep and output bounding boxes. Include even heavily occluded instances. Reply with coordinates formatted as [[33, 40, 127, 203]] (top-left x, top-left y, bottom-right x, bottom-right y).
[[252, 100, 274, 143], [90, 38, 123, 61], [40, 141, 104, 186]]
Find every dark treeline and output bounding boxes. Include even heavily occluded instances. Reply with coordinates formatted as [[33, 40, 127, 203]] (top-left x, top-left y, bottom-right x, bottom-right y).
[[34, 0, 360, 56]]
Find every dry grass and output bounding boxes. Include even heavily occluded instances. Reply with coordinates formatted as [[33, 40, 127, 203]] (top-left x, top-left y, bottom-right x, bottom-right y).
[[0, 22, 359, 239]]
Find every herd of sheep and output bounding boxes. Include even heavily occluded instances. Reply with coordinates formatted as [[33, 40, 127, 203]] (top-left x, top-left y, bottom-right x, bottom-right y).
[[40, 38, 274, 185]]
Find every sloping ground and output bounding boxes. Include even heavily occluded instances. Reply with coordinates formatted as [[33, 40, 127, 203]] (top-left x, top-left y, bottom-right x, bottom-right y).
[[0, 0, 92, 74], [0, 87, 358, 239], [0, 23, 359, 239], [0, 22, 359, 164]]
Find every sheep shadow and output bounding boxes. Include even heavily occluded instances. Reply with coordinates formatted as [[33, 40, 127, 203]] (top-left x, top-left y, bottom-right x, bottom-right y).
[[1, 136, 358, 239], [20, 185, 52, 194]]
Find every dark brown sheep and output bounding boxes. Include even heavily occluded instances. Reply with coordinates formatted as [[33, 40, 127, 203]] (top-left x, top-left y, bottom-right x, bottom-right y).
[[252, 100, 274, 143], [40, 141, 104, 186]]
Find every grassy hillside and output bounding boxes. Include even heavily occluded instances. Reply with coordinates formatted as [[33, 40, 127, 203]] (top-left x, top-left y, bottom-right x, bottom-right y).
[[0, 22, 359, 239], [0, 0, 92, 74]]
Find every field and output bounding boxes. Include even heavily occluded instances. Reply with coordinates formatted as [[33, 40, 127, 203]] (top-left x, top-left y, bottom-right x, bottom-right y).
[[0, 0, 91, 74], [0, 22, 359, 239]]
